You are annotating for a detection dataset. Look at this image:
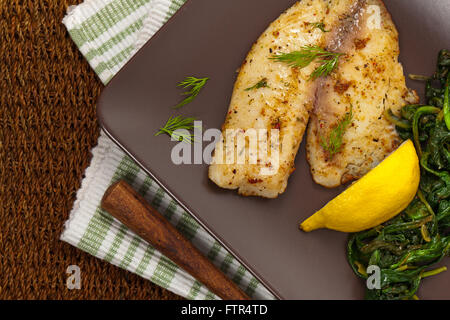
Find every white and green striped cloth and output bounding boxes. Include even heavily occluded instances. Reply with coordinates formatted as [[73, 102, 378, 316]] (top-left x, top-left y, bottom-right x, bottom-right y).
[[61, 0, 275, 300]]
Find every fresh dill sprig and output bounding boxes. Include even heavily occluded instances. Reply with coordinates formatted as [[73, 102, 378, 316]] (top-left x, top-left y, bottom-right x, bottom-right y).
[[310, 54, 342, 79], [320, 105, 353, 159], [155, 115, 198, 144], [174, 76, 209, 109], [271, 45, 344, 80], [245, 78, 269, 91], [309, 22, 330, 32]]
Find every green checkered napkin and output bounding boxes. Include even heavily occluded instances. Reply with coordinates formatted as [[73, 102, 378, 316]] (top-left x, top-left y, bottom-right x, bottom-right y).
[[61, 0, 275, 300]]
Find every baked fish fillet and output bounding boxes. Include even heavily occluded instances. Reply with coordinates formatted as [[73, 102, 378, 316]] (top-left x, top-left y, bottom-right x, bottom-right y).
[[209, 0, 356, 198], [306, 0, 419, 188]]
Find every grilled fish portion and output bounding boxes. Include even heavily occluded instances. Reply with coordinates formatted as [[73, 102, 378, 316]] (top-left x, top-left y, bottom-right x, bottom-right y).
[[209, 0, 356, 198], [306, 0, 419, 188]]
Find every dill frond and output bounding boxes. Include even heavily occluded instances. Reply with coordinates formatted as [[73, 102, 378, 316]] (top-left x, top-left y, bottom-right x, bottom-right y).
[[309, 22, 330, 33], [245, 78, 269, 91], [320, 105, 354, 159], [174, 76, 209, 109], [155, 115, 198, 144], [270, 45, 344, 80]]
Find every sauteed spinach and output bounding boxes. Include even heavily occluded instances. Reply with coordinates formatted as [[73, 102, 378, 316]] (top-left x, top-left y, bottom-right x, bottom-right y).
[[347, 49, 450, 300]]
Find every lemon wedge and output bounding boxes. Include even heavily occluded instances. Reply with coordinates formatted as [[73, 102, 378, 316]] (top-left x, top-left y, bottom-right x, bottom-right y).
[[300, 140, 420, 233]]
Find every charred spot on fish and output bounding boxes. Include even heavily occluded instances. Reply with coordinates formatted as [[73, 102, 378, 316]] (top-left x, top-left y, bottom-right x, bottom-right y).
[[272, 118, 281, 130], [248, 178, 263, 184], [341, 173, 357, 185], [334, 80, 352, 94], [354, 38, 370, 50]]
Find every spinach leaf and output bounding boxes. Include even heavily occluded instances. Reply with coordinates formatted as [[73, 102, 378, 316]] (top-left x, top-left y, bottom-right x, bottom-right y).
[[347, 49, 450, 300]]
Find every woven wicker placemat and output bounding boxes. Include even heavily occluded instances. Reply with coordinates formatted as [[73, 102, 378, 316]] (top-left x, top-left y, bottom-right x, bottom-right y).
[[0, 0, 181, 300]]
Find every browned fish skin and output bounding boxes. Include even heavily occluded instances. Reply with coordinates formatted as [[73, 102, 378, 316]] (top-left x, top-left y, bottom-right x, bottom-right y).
[[306, 0, 419, 188]]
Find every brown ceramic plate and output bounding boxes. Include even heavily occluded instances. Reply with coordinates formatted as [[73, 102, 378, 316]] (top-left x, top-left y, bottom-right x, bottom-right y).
[[98, 0, 450, 299]]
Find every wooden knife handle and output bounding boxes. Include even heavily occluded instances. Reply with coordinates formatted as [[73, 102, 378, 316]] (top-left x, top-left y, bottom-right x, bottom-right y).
[[101, 180, 250, 300]]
